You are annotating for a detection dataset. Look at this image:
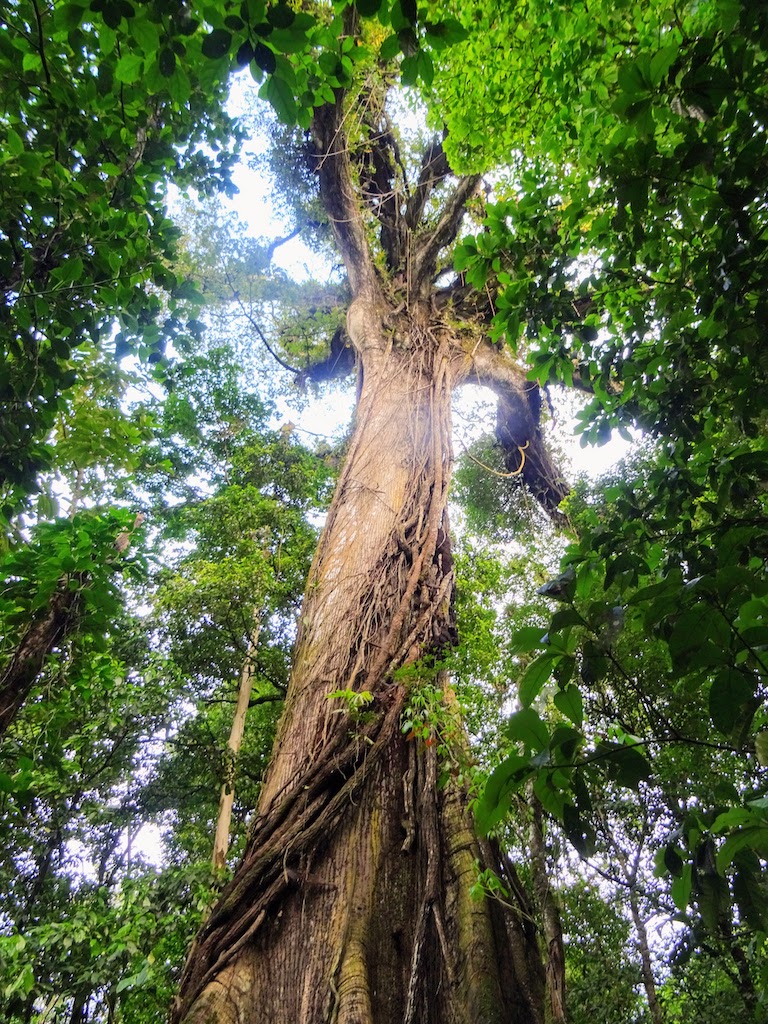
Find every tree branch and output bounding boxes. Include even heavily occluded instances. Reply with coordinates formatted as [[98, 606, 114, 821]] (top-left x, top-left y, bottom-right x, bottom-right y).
[[468, 339, 570, 519], [405, 138, 451, 230], [356, 102, 407, 271], [410, 174, 482, 298], [310, 25, 381, 302]]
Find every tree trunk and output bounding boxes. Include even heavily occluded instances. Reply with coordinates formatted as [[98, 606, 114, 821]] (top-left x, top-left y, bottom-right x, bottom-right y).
[[212, 617, 261, 872], [0, 582, 82, 738], [627, 891, 664, 1024], [174, 303, 545, 1023], [527, 795, 567, 1024]]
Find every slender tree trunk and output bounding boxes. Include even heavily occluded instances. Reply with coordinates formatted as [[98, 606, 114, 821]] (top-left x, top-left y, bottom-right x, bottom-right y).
[[174, 306, 545, 1024], [627, 891, 664, 1024], [212, 617, 261, 871], [602, 820, 663, 1024], [68, 989, 89, 1024], [527, 795, 567, 1024]]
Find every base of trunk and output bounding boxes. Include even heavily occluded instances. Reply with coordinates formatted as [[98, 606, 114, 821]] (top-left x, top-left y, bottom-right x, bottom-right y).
[[178, 718, 543, 1024]]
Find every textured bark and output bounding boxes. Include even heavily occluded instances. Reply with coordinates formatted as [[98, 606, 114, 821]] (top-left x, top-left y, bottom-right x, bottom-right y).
[[174, 305, 545, 1024], [175, 62, 556, 1023], [0, 581, 82, 738], [469, 342, 569, 518]]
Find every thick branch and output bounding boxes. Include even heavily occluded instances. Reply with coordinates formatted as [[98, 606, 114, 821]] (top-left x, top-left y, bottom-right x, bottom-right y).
[[312, 83, 380, 300], [469, 339, 570, 519], [435, 274, 497, 321], [411, 174, 482, 298], [357, 109, 407, 271], [0, 583, 82, 738], [295, 326, 356, 387], [405, 139, 451, 230]]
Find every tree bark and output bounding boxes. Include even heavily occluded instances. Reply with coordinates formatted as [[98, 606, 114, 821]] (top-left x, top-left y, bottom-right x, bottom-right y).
[[527, 795, 567, 1024], [173, 61, 556, 1022], [174, 303, 545, 1024], [212, 617, 262, 872], [0, 582, 82, 738]]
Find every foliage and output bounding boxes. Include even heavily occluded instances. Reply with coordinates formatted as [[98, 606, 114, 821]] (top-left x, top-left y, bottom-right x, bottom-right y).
[[560, 882, 646, 1024], [0, 0, 472, 522], [0, 0, 241, 520], [0, 318, 331, 1018], [450, 0, 768, 972]]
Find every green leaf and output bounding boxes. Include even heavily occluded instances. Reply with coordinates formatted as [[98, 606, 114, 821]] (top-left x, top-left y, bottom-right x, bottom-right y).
[[264, 74, 297, 124], [649, 43, 679, 87], [553, 684, 583, 727], [475, 753, 531, 835], [22, 51, 43, 73], [425, 18, 469, 47], [236, 40, 255, 66], [202, 29, 232, 59], [268, 28, 309, 54], [507, 707, 549, 751], [664, 844, 684, 876], [167, 65, 191, 104], [400, 54, 419, 87], [563, 802, 596, 856], [717, 827, 768, 873], [550, 608, 583, 631], [709, 669, 754, 734], [55, 256, 84, 285], [617, 60, 649, 99], [267, 3, 295, 28], [509, 626, 547, 654], [356, 0, 382, 14], [519, 653, 555, 707], [5, 129, 24, 158], [416, 50, 434, 87], [671, 863, 692, 911], [253, 41, 277, 74], [158, 47, 176, 77], [115, 53, 144, 83], [734, 862, 768, 931], [596, 741, 652, 790], [129, 16, 160, 54], [549, 724, 582, 760], [379, 33, 401, 60]]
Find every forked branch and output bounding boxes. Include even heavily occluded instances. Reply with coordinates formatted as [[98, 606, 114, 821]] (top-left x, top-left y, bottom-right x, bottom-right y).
[[411, 173, 482, 298]]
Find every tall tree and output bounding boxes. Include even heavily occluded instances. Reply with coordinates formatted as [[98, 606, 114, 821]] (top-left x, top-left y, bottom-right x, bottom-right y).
[[172, 13, 567, 1024]]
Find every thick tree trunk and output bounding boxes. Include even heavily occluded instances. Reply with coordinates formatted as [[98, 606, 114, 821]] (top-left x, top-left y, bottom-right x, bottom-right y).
[[174, 303, 545, 1023]]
